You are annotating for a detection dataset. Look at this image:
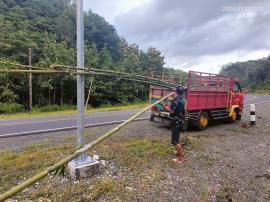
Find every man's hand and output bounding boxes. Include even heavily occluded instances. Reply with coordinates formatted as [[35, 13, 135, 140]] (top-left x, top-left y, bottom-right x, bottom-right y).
[[164, 105, 171, 111]]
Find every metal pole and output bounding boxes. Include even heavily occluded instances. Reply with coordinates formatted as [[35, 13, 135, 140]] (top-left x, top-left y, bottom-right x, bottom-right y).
[[77, 0, 85, 149], [74, 0, 94, 165], [28, 48, 32, 111]]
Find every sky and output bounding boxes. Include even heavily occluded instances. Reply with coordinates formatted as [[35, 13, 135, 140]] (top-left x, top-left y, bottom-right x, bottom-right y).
[[84, 0, 270, 73]]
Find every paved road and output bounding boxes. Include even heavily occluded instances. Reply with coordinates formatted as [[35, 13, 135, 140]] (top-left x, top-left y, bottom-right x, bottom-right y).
[[244, 95, 270, 105], [0, 95, 269, 138]]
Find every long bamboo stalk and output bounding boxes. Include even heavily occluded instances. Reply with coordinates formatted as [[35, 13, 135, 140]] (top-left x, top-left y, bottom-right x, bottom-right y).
[[85, 77, 94, 111], [0, 69, 178, 88], [0, 92, 174, 202], [0, 61, 44, 70], [119, 77, 177, 88], [7, 61, 178, 85], [0, 61, 184, 86], [0, 69, 69, 74], [0, 61, 182, 87], [46, 64, 186, 83], [76, 92, 174, 154], [86, 68, 181, 86]]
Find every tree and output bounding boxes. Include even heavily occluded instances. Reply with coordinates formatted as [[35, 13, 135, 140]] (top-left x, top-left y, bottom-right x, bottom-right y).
[[145, 47, 165, 74], [220, 57, 270, 90], [0, 0, 171, 108]]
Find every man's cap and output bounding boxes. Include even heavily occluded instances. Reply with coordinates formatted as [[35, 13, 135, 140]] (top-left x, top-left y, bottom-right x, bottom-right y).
[[175, 86, 185, 94]]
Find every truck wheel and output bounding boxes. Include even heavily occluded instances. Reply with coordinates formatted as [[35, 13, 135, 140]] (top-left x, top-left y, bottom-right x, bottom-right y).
[[197, 112, 209, 130], [228, 110, 238, 123], [237, 113, 241, 121]]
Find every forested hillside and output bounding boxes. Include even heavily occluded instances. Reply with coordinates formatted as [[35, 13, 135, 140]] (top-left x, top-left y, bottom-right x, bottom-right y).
[[220, 56, 270, 91], [0, 0, 181, 111]]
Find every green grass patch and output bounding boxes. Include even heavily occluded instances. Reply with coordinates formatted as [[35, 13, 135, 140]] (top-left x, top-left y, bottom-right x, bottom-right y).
[[216, 181, 237, 202], [0, 142, 75, 193], [89, 176, 127, 201], [1, 136, 173, 200], [95, 137, 173, 171], [181, 134, 204, 151], [94, 137, 171, 196], [194, 154, 216, 167]]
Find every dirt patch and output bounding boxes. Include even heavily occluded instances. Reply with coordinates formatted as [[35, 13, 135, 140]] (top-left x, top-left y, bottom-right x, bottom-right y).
[[1, 103, 270, 201]]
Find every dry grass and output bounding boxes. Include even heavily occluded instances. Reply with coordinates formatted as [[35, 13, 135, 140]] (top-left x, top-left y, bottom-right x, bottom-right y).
[[0, 142, 75, 193], [0, 136, 173, 200], [95, 137, 173, 171], [88, 177, 127, 201]]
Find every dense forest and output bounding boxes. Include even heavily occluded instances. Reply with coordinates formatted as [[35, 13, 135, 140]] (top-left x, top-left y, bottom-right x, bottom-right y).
[[220, 56, 270, 91], [0, 0, 183, 112]]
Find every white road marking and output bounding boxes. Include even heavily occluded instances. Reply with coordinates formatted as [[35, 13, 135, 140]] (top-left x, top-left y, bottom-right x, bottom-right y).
[[0, 111, 145, 126], [0, 117, 149, 138]]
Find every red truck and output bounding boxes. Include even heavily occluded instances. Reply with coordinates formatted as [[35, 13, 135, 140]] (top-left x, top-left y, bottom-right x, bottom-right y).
[[150, 71, 244, 130]]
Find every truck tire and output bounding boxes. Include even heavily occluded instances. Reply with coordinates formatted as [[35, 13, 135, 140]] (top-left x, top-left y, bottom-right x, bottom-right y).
[[237, 113, 241, 121], [228, 109, 238, 123], [197, 112, 209, 130]]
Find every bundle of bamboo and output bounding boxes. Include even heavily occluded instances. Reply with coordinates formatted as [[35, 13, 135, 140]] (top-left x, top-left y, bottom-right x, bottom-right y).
[[0, 61, 179, 89]]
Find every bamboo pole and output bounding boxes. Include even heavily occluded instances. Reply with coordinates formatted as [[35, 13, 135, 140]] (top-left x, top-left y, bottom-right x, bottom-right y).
[[0, 60, 44, 70], [0, 61, 181, 87], [28, 48, 33, 111], [0, 92, 174, 202], [76, 91, 174, 154], [0, 69, 178, 88], [0, 69, 69, 74], [85, 77, 94, 111], [31, 63, 178, 86], [119, 77, 177, 89], [0, 61, 186, 86]]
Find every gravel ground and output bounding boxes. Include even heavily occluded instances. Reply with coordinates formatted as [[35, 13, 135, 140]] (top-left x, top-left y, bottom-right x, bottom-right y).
[[1, 102, 270, 201]]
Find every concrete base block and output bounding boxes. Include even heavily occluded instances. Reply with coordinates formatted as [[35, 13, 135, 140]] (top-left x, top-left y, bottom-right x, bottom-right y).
[[65, 159, 100, 180]]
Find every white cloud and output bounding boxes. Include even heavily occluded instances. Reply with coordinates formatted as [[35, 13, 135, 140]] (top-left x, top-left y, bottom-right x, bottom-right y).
[[84, 0, 149, 24], [84, 0, 270, 73], [172, 50, 270, 74]]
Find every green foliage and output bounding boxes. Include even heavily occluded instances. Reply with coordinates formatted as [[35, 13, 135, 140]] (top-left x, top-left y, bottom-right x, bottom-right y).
[[145, 47, 165, 73], [0, 0, 171, 108], [0, 103, 25, 114], [37, 104, 75, 112], [220, 56, 270, 90]]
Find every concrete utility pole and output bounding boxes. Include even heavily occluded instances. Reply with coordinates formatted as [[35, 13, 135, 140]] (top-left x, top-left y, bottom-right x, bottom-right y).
[[28, 48, 32, 111]]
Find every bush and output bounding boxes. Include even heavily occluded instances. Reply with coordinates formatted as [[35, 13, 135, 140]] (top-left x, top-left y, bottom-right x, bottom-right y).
[[0, 103, 25, 114], [37, 105, 76, 112]]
